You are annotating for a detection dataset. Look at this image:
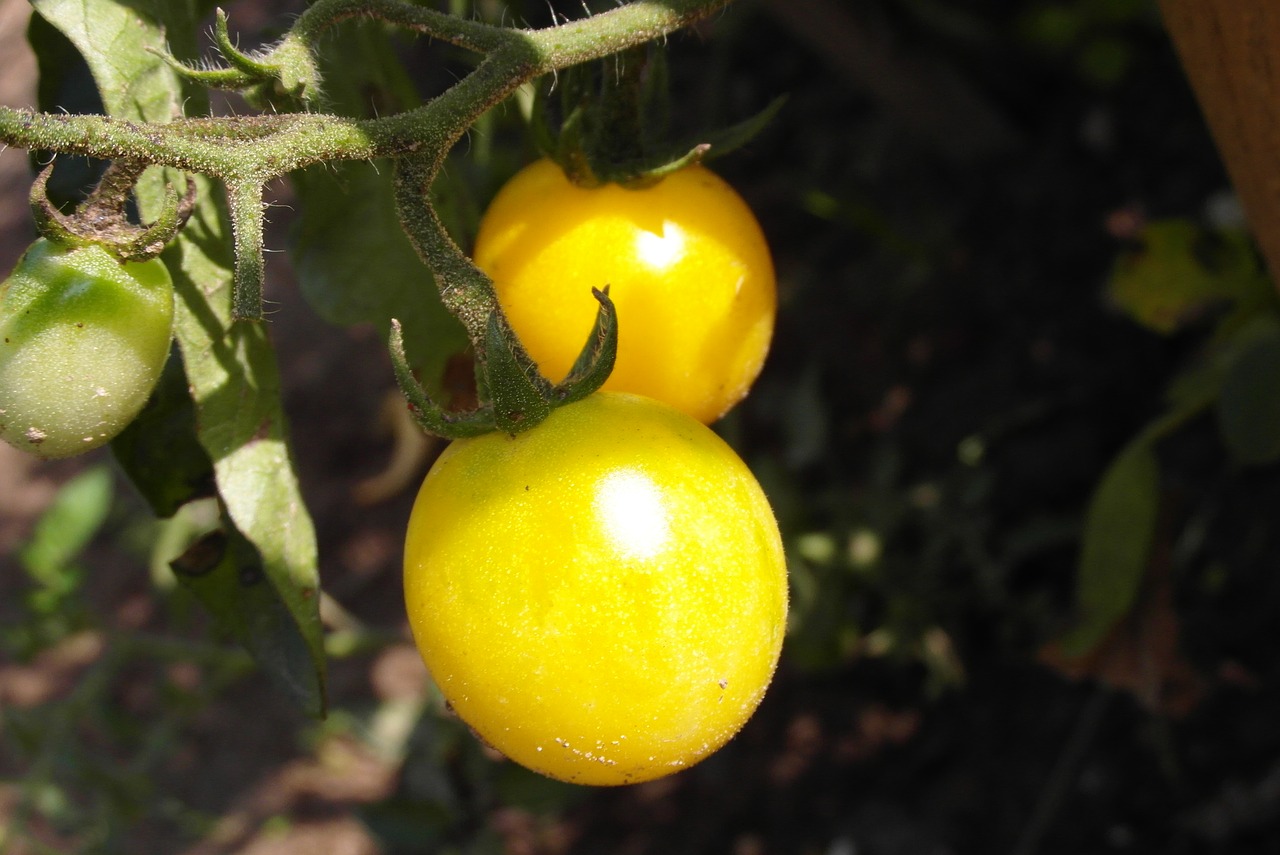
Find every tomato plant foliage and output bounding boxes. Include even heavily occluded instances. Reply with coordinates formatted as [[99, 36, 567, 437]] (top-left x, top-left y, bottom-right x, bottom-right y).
[[2, 0, 749, 726]]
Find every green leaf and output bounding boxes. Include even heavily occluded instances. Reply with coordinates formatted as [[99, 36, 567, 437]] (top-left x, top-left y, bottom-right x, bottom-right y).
[[169, 514, 321, 711], [1107, 220, 1265, 335], [288, 20, 467, 389], [30, 0, 207, 122], [1216, 315, 1280, 465], [1059, 439, 1160, 655], [163, 178, 327, 715], [291, 161, 467, 389], [111, 349, 215, 518], [34, 0, 327, 715], [19, 466, 113, 583]]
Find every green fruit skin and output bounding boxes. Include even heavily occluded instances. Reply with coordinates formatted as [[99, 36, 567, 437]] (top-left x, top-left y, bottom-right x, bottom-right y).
[[0, 239, 175, 459]]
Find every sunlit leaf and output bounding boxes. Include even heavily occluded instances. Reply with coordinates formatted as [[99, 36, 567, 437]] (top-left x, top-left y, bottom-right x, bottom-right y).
[[32, 0, 327, 715]]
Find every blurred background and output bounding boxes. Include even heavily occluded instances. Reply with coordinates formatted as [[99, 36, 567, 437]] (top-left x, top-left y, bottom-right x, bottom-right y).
[[3, 0, 1280, 853]]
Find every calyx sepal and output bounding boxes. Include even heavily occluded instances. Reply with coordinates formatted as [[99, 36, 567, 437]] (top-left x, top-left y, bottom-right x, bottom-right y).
[[532, 46, 786, 188], [389, 287, 617, 439], [30, 160, 195, 263], [155, 9, 321, 109]]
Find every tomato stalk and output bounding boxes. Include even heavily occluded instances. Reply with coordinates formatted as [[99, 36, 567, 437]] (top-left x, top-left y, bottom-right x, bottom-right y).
[[388, 149, 619, 438], [0, 0, 732, 325]]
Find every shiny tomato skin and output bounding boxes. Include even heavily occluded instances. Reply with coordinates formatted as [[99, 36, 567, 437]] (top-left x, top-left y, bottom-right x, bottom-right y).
[[403, 392, 787, 785], [472, 159, 776, 424], [0, 239, 174, 459]]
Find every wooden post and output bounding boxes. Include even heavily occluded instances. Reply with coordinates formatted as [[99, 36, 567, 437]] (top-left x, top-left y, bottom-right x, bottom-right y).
[[1160, 1, 1280, 288]]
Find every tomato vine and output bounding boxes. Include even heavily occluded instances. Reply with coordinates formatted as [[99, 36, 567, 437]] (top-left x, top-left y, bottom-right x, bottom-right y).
[[0, 0, 741, 716]]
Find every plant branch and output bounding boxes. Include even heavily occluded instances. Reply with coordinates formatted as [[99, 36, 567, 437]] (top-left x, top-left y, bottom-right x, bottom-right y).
[[0, 0, 732, 182], [289, 0, 512, 54], [227, 179, 268, 320], [0, 0, 732, 328]]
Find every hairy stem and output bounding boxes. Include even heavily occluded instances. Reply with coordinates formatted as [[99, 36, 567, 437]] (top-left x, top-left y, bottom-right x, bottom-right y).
[[0, 0, 732, 327], [0, 0, 731, 182], [227, 179, 267, 320], [289, 0, 510, 53]]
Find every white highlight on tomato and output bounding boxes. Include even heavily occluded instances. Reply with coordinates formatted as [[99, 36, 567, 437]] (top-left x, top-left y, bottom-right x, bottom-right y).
[[595, 469, 670, 559], [634, 221, 685, 270]]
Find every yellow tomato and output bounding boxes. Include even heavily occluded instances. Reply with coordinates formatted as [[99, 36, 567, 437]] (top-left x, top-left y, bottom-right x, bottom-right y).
[[403, 392, 787, 785], [472, 159, 776, 424]]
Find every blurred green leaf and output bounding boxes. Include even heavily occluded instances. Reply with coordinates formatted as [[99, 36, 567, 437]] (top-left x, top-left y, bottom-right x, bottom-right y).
[[494, 764, 583, 815], [1107, 220, 1264, 335], [1216, 316, 1280, 465], [1060, 439, 1159, 655], [19, 466, 113, 583], [1076, 36, 1131, 87], [35, 0, 328, 715]]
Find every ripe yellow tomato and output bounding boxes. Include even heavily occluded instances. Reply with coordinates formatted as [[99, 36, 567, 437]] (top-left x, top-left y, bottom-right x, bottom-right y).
[[472, 159, 776, 424], [403, 392, 787, 785]]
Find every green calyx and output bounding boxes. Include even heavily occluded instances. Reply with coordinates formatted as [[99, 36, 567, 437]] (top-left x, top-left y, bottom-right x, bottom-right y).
[[532, 45, 785, 188], [30, 160, 195, 263], [389, 287, 617, 439], [156, 9, 322, 110]]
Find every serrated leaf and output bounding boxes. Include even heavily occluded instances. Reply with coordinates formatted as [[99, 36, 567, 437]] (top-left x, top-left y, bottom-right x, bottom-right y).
[[34, 0, 327, 715], [1059, 439, 1160, 655], [1216, 315, 1280, 465]]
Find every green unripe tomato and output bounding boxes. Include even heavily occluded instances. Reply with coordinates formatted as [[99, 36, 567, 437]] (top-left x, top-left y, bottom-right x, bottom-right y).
[[0, 239, 175, 459]]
